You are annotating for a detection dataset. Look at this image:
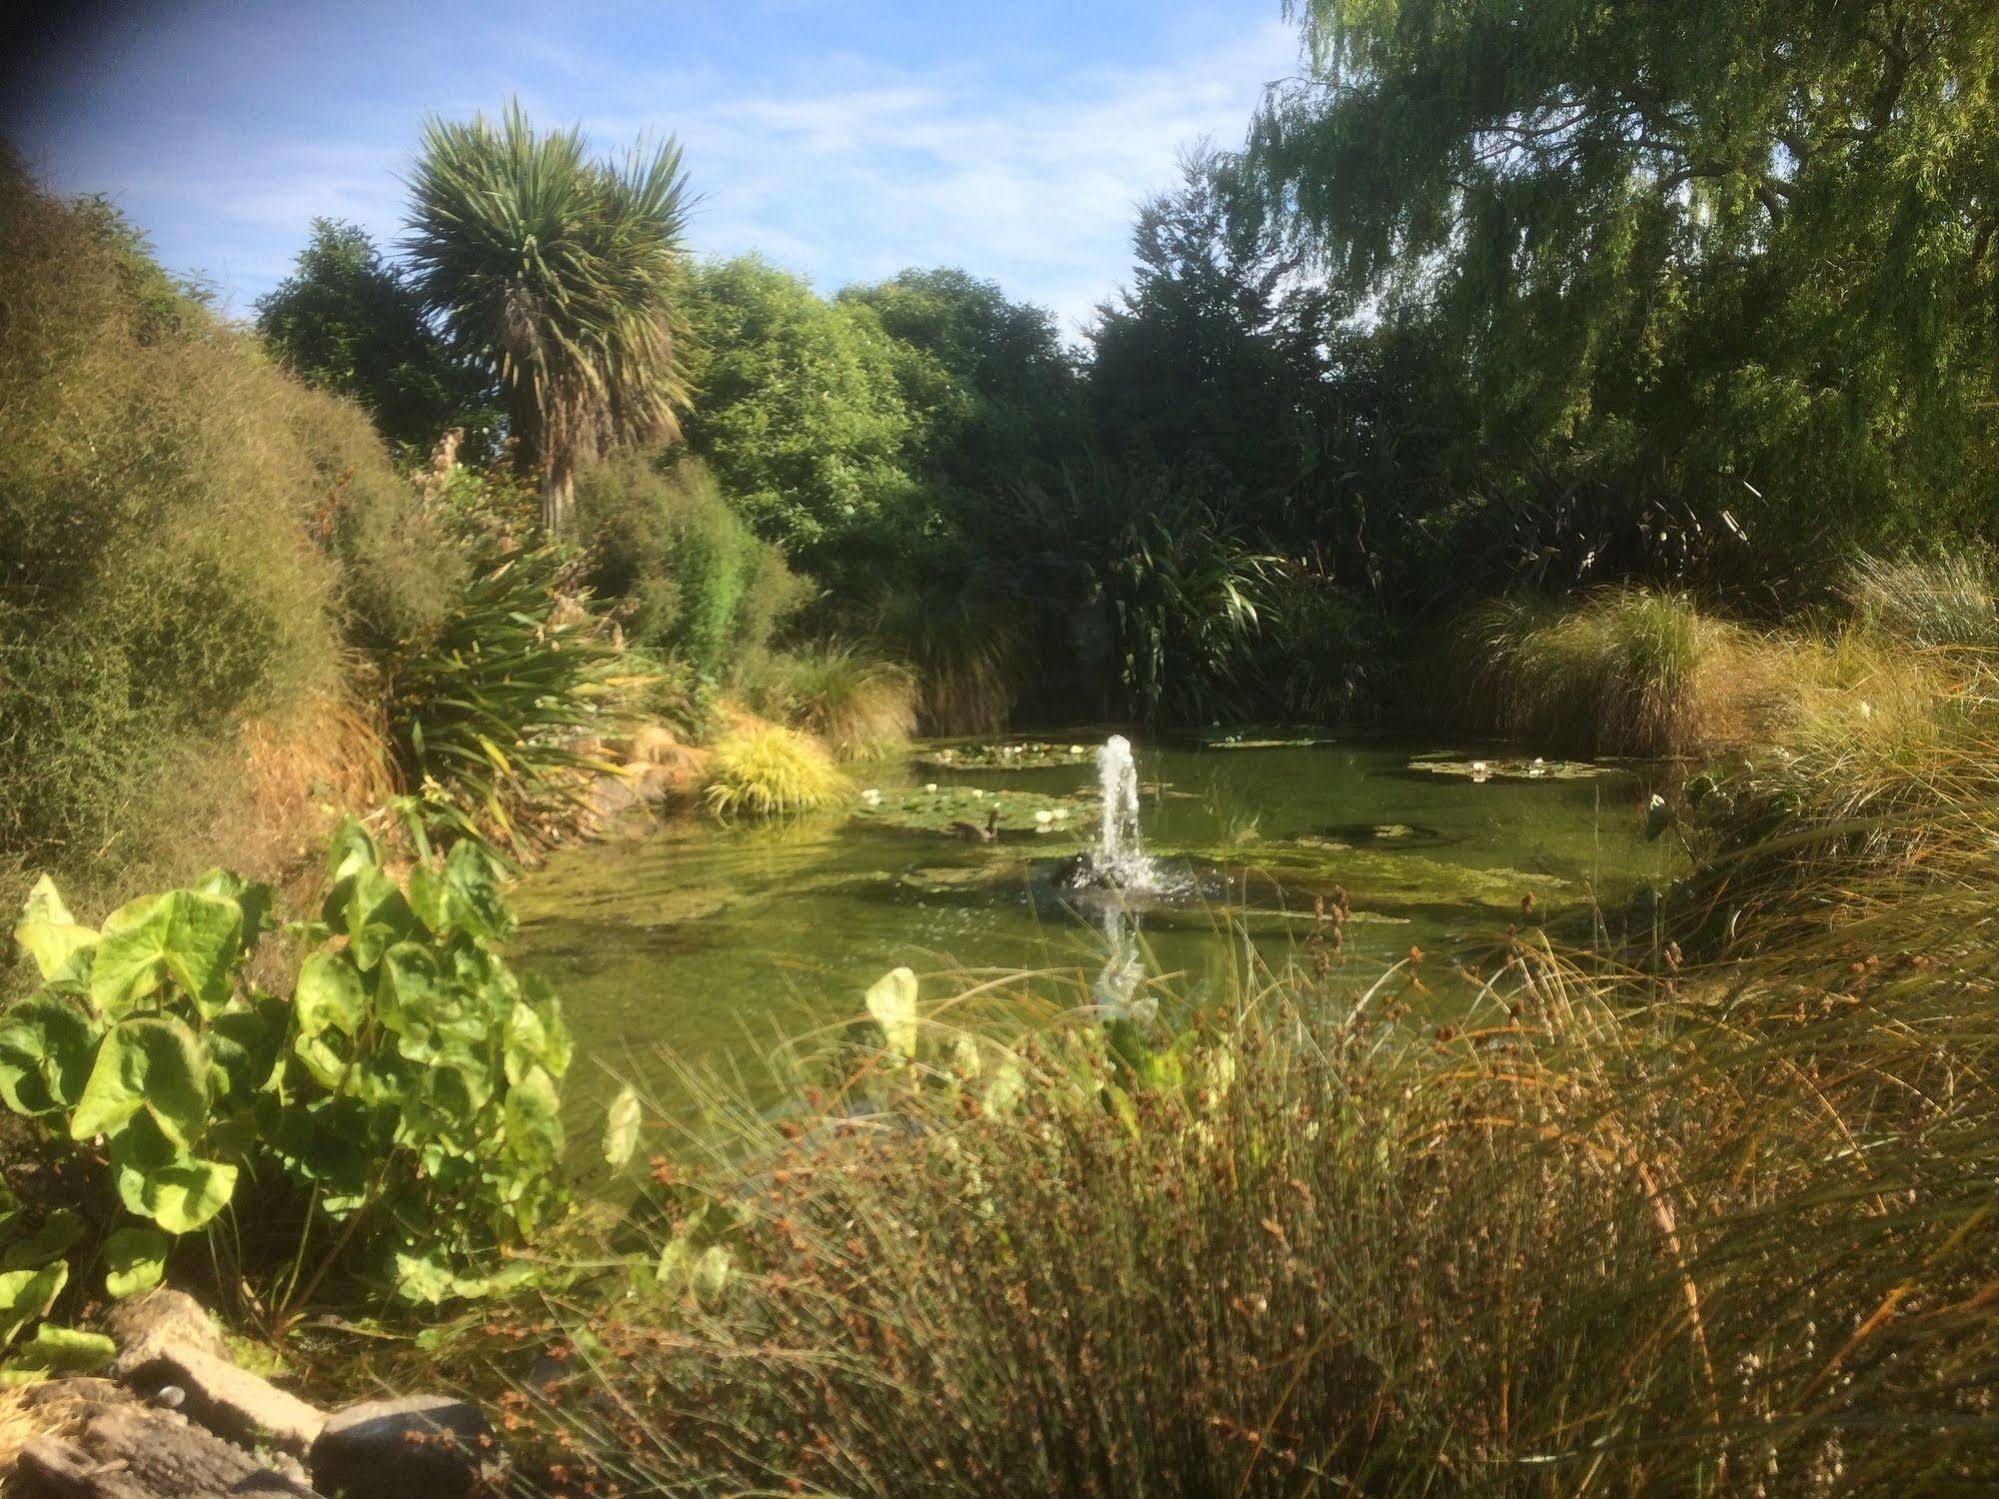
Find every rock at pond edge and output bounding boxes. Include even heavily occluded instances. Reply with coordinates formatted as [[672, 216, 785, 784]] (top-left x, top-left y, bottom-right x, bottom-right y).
[[309, 1394, 492, 1499]]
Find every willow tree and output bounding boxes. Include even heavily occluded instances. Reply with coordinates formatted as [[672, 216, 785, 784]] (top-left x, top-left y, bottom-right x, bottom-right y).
[[404, 101, 693, 532], [1249, 0, 1999, 572]]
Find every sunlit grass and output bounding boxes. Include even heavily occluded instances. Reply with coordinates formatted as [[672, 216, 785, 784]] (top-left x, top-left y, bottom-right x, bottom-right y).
[[701, 722, 851, 819], [742, 641, 918, 761], [1456, 586, 1753, 756]]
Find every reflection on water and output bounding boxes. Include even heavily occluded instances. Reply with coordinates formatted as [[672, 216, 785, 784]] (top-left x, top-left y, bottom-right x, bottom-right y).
[[511, 736, 1671, 1119]]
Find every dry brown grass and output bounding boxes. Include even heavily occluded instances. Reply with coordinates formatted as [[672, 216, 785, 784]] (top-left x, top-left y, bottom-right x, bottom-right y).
[[0, 1385, 59, 1482]]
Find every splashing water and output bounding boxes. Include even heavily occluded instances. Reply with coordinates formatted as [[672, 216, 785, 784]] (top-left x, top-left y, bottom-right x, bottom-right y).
[[1084, 734, 1162, 890]]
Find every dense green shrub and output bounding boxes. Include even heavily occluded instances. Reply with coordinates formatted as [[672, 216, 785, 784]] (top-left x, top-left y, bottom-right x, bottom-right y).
[[575, 455, 807, 680], [0, 821, 569, 1346], [0, 155, 454, 901], [384, 538, 616, 858], [680, 257, 929, 556], [256, 218, 496, 459]]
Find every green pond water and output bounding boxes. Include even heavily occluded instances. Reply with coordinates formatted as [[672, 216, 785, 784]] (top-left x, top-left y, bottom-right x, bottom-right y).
[[511, 734, 1676, 1122]]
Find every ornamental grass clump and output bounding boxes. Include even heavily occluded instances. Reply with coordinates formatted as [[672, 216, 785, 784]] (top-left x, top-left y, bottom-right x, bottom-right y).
[[701, 723, 850, 819], [1456, 587, 1753, 756], [1844, 550, 1999, 653], [745, 642, 917, 760], [508, 871, 1999, 1494]]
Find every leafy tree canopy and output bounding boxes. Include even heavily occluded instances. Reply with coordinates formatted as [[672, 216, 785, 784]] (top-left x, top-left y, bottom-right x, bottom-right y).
[[256, 218, 492, 457], [1092, 146, 1341, 522], [1249, 0, 1999, 566], [681, 256, 931, 556], [839, 267, 1084, 493]]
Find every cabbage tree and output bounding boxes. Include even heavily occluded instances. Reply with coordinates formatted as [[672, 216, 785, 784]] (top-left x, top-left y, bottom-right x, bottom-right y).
[[404, 101, 693, 532]]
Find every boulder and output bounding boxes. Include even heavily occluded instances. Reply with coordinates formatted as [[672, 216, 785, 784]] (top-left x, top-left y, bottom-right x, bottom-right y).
[[308, 1395, 491, 1499], [615, 721, 683, 766]]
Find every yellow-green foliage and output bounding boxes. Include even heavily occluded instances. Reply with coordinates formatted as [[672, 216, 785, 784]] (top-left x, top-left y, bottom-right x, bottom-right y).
[[1844, 550, 1999, 652], [702, 723, 850, 819], [0, 154, 453, 902], [1456, 587, 1750, 756], [744, 642, 917, 760]]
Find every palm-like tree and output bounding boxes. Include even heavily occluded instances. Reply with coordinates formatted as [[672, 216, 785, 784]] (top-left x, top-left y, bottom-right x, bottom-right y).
[[404, 101, 693, 532]]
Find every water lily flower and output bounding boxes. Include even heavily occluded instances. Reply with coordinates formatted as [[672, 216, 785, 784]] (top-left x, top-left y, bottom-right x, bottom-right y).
[[1034, 809, 1054, 825], [924, 783, 938, 793]]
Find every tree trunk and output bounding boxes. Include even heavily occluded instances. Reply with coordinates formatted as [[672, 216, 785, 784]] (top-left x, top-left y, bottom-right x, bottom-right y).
[[541, 463, 574, 535]]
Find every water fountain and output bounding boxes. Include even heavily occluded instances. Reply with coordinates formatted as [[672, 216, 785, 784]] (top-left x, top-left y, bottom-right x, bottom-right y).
[[1076, 733, 1163, 891]]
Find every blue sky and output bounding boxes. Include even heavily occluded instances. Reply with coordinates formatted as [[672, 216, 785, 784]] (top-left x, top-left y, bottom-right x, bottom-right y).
[[6, 0, 1305, 334]]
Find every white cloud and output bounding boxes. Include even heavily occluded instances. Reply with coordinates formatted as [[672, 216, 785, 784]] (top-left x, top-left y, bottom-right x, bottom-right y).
[[14, 10, 1303, 334], [571, 17, 1301, 333]]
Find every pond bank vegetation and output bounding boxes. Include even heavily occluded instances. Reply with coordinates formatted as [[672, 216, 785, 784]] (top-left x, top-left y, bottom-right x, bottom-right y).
[[7, 0, 1999, 1486]]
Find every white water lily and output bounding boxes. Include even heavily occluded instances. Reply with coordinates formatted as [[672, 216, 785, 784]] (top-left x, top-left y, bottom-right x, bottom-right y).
[[1034, 809, 1054, 825], [924, 783, 938, 793]]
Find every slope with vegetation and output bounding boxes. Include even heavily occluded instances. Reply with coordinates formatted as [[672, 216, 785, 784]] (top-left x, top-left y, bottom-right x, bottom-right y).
[[4, 1, 1999, 1483]]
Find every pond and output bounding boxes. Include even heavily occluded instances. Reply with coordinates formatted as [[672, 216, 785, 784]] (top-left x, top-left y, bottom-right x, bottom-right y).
[[511, 733, 1674, 1121]]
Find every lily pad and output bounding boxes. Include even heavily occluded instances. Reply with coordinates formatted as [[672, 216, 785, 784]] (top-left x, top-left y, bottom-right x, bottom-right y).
[[1405, 753, 1606, 782], [914, 741, 1098, 772], [852, 785, 1093, 837]]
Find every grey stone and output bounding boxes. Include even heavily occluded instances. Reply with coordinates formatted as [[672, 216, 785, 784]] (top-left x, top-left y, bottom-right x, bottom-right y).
[[308, 1395, 491, 1499]]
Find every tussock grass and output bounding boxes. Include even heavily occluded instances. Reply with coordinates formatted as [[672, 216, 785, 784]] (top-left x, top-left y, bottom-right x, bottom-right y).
[[870, 583, 1022, 735], [702, 722, 850, 818], [518, 907, 1999, 1495], [743, 642, 917, 760], [0, 1386, 35, 1476], [1455, 587, 1756, 756], [1845, 550, 1999, 651]]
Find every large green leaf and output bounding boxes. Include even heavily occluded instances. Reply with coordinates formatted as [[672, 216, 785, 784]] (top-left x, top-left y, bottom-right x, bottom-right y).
[[5, 1323, 115, 1374], [70, 1017, 209, 1148], [377, 942, 443, 1036], [865, 966, 920, 1060], [294, 952, 367, 1039], [141, 1159, 238, 1235], [0, 1262, 66, 1350], [504, 999, 572, 1086], [103, 1225, 170, 1300], [12, 876, 98, 987], [0, 997, 96, 1116], [91, 890, 243, 1018], [325, 864, 419, 972], [1, 1210, 84, 1270], [504, 1064, 563, 1168], [602, 1084, 641, 1168], [193, 869, 276, 944], [207, 1000, 285, 1101]]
